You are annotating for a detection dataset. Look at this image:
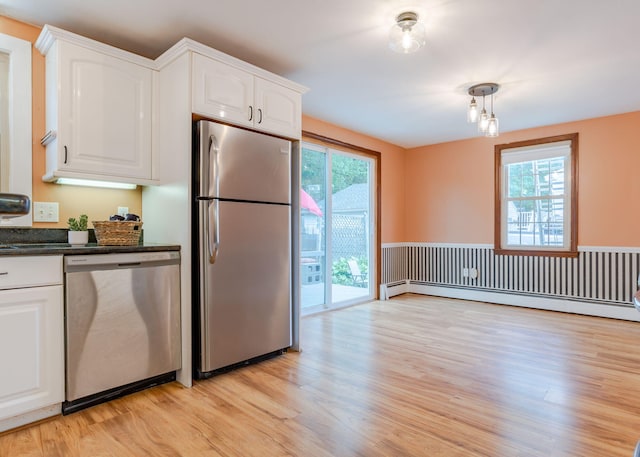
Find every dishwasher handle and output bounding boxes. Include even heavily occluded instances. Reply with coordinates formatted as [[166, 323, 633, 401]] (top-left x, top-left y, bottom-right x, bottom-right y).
[[64, 252, 180, 272]]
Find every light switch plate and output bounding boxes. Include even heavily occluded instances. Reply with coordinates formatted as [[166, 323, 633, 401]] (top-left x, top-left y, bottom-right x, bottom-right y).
[[33, 201, 59, 222]]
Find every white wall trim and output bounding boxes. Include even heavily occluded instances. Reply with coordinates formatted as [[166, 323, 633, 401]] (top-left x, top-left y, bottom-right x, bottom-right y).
[[0, 32, 32, 226], [381, 242, 406, 248], [390, 242, 640, 253], [405, 242, 494, 249], [578, 245, 640, 253], [407, 284, 640, 322]]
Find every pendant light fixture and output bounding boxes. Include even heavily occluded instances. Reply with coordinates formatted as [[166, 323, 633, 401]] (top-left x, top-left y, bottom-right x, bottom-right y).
[[467, 97, 478, 123], [467, 83, 500, 137], [486, 92, 499, 137], [389, 11, 426, 54], [478, 94, 489, 134]]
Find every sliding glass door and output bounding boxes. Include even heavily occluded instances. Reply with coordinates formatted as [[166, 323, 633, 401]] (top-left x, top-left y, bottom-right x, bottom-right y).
[[300, 144, 327, 310], [300, 142, 375, 315]]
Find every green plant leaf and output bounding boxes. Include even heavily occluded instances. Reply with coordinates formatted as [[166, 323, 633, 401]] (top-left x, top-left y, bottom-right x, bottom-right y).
[[68, 214, 88, 231]]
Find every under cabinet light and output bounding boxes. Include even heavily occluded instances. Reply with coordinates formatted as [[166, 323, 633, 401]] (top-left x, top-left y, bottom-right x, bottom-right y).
[[56, 178, 137, 190]]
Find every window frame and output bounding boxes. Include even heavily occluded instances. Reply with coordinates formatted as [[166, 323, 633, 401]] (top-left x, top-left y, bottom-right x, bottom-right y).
[[494, 133, 579, 257]]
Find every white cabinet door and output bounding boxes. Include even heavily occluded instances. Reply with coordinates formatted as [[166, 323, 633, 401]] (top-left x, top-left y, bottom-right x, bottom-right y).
[[0, 255, 62, 290], [192, 53, 301, 139], [0, 285, 64, 421], [254, 78, 301, 139], [192, 53, 253, 129], [54, 41, 153, 180]]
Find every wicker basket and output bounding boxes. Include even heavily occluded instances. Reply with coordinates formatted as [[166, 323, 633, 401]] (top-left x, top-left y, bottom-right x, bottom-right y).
[[92, 221, 143, 246]]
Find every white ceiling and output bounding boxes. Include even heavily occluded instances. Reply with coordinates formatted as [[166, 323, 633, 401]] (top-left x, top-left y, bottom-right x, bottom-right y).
[[1, 0, 639, 148]]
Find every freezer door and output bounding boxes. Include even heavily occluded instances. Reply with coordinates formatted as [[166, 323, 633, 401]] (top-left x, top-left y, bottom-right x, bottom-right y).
[[197, 120, 291, 204], [199, 200, 291, 373]]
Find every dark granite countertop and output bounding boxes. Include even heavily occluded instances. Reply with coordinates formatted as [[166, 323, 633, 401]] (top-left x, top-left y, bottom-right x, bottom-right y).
[[0, 228, 180, 256], [0, 242, 180, 257]]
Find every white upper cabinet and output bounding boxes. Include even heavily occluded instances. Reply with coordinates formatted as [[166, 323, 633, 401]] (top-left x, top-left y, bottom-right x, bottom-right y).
[[34, 26, 307, 188], [254, 77, 301, 139], [192, 52, 303, 139], [36, 26, 156, 185], [193, 55, 254, 129]]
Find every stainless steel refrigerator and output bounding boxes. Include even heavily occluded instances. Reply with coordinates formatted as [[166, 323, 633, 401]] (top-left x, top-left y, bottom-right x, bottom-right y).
[[193, 120, 292, 378]]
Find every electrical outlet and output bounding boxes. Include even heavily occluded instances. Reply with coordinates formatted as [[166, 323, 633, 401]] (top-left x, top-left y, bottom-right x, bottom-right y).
[[33, 201, 59, 222], [117, 206, 129, 217]]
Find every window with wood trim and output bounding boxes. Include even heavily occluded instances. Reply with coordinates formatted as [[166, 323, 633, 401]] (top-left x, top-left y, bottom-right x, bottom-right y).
[[495, 133, 578, 257]]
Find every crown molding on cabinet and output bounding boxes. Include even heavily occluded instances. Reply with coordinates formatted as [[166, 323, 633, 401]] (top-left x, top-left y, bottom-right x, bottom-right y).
[[36, 25, 308, 96], [35, 24, 156, 69], [155, 37, 308, 95]]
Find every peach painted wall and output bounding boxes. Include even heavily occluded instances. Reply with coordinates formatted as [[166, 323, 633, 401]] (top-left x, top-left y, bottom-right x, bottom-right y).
[[0, 16, 142, 229], [405, 111, 640, 247], [6, 12, 635, 247], [302, 115, 406, 243]]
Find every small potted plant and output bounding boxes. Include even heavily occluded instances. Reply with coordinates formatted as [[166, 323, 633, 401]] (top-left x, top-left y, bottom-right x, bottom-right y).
[[67, 214, 89, 246]]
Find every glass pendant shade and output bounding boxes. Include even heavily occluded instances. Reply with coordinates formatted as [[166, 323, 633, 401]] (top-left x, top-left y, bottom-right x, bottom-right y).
[[478, 109, 489, 133], [389, 12, 426, 54], [486, 115, 499, 137], [467, 98, 478, 123]]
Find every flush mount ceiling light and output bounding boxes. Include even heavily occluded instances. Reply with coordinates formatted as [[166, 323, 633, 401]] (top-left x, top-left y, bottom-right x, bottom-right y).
[[389, 11, 426, 54], [467, 83, 500, 137]]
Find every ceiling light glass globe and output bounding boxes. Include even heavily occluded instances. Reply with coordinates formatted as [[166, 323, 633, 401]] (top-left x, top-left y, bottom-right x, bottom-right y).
[[389, 12, 426, 54]]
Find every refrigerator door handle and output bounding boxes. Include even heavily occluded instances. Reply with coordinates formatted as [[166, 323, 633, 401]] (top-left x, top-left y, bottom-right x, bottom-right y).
[[207, 134, 220, 197], [207, 199, 220, 264]]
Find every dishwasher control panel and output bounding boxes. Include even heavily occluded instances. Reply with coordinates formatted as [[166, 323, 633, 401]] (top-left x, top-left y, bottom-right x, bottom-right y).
[[65, 251, 180, 270]]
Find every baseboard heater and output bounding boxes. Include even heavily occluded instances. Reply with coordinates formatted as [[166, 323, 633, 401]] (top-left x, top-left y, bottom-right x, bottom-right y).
[[380, 280, 409, 300], [403, 281, 640, 322]]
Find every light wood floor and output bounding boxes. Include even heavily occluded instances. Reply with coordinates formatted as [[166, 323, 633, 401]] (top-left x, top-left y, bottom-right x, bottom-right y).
[[3, 294, 640, 456]]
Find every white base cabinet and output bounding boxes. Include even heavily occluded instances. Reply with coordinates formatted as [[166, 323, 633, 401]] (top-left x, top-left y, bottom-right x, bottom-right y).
[[0, 256, 64, 431]]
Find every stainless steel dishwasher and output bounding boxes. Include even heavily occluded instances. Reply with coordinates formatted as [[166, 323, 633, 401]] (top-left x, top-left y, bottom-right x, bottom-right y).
[[63, 251, 181, 414]]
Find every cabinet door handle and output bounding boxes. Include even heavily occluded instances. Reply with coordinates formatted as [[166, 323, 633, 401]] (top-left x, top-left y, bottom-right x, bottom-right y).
[[258, 108, 263, 124], [64, 145, 68, 164], [248, 105, 253, 121], [0, 272, 8, 276]]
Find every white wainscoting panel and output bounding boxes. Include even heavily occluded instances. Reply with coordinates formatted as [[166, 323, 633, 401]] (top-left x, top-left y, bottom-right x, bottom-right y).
[[381, 243, 640, 320]]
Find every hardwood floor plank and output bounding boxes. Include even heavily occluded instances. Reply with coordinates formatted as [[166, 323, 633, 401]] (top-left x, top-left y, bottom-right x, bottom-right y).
[[2, 294, 640, 456]]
